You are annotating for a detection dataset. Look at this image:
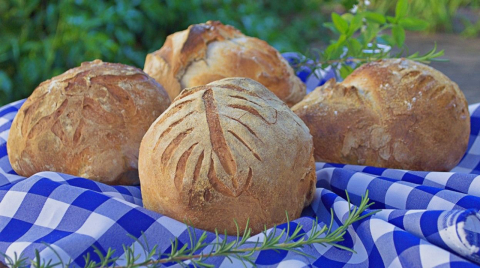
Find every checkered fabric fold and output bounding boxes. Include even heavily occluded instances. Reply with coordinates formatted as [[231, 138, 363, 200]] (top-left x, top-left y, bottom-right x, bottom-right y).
[[1, 71, 480, 267]]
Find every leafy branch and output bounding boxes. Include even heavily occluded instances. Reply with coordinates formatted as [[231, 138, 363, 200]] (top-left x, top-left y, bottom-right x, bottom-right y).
[[1, 191, 377, 268], [292, 0, 446, 80]]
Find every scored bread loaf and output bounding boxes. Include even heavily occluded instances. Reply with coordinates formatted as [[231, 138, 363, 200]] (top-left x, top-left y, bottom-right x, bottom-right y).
[[139, 77, 316, 234], [292, 58, 470, 171], [143, 21, 305, 107], [8, 60, 171, 185]]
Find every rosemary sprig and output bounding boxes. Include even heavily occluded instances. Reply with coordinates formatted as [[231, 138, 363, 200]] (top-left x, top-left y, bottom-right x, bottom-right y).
[[405, 43, 447, 64], [0, 191, 377, 268]]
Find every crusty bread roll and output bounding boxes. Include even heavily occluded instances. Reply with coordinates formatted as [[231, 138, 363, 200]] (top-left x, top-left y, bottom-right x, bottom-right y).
[[8, 60, 171, 185], [292, 58, 470, 171], [143, 21, 305, 107], [139, 77, 316, 234]]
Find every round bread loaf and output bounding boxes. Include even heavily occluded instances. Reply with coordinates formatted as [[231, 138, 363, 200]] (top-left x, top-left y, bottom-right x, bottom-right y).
[[143, 21, 306, 107], [292, 58, 470, 171], [8, 60, 171, 185], [139, 77, 316, 234]]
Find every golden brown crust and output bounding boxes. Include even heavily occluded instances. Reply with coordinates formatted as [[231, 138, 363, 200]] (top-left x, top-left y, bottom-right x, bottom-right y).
[[143, 21, 305, 106], [7, 60, 171, 185], [292, 58, 470, 171], [139, 77, 315, 234]]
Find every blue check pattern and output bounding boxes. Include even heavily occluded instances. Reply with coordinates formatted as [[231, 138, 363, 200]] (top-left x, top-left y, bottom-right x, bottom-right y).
[[1, 69, 480, 267]]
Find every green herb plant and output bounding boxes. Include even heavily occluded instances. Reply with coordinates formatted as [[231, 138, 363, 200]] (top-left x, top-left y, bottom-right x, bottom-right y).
[[1, 191, 376, 268], [292, 0, 446, 80]]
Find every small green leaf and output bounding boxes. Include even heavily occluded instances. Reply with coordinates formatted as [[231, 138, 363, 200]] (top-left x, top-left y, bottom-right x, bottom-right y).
[[323, 22, 339, 34], [379, 34, 396, 47], [341, 13, 354, 23], [364, 12, 386, 24], [395, 0, 408, 20], [399, 18, 429, 31], [363, 23, 380, 45], [324, 43, 339, 60], [338, 34, 347, 45], [340, 64, 354, 79], [332, 13, 349, 34], [392, 25, 406, 47], [348, 39, 363, 55], [386, 16, 396, 23], [348, 14, 364, 35]]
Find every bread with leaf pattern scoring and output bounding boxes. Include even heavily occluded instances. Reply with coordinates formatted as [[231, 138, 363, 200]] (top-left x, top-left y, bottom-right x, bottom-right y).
[[8, 60, 171, 185], [139, 77, 316, 234]]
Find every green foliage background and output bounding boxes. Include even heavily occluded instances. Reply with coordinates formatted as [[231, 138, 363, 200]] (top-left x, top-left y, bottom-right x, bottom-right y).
[[1, 0, 480, 105], [0, 0, 338, 105], [370, 0, 480, 32]]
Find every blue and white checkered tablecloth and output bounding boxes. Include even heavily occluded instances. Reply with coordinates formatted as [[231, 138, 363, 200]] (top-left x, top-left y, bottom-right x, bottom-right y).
[[1, 63, 480, 267]]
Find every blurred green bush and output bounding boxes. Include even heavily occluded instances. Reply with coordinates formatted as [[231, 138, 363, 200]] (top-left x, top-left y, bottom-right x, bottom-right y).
[[0, 0, 339, 105], [370, 0, 480, 33]]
